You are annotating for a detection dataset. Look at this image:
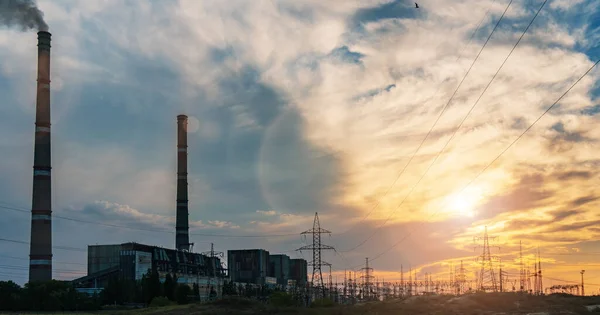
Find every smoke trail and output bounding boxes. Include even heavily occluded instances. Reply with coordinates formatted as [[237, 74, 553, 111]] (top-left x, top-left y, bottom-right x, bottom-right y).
[[0, 0, 48, 31]]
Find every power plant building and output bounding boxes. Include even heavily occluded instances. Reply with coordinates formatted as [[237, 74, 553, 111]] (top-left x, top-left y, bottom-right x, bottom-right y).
[[227, 250, 307, 287], [289, 258, 308, 286], [227, 249, 270, 285], [269, 254, 290, 286], [73, 243, 226, 299]]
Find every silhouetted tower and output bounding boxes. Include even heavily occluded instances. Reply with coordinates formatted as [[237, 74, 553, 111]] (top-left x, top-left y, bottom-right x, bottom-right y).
[[343, 270, 347, 299], [456, 260, 467, 294], [581, 270, 585, 296], [297, 212, 335, 299], [176, 115, 190, 251], [29, 31, 53, 282], [519, 241, 525, 292], [360, 257, 374, 300], [499, 253, 503, 292], [400, 265, 404, 296], [525, 266, 531, 293], [474, 226, 499, 292], [537, 249, 543, 295], [202, 243, 224, 277], [409, 266, 413, 296]]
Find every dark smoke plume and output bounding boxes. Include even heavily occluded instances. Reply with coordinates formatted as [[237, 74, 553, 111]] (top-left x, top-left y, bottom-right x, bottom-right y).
[[0, 0, 48, 31]]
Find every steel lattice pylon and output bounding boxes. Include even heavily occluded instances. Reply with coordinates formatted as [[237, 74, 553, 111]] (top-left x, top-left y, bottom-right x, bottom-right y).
[[474, 226, 499, 292], [297, 212, 335, 299]]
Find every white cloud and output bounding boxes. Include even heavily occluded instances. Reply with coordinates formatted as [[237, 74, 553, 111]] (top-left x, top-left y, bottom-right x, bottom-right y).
[[256, 210, 277, 216], [68, 200, 239, 231]]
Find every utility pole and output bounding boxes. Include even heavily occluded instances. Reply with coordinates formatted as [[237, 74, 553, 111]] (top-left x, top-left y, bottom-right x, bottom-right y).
[[537, 248, 542, 295], [343, 269, 347, 302], [297, 212, 335, 300], [409, 266, 413, 296], [499, 254, 503, 292], [581, 270, 585, 296]]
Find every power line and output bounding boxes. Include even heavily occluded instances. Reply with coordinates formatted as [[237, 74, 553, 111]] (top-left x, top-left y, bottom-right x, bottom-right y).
[[363, 56, 600, 266], [335, 0, 499, 238], [545, 276, 600, 287], [0, 204, 299, 238], [0, 254, 86, 266], [0, 237, 87, 252], [339, 0, 516, 253], [0, 264, 86, 275]]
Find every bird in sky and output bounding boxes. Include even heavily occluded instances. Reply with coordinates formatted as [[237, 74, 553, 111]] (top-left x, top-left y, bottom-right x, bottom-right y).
[[415, 2, 419, 8]]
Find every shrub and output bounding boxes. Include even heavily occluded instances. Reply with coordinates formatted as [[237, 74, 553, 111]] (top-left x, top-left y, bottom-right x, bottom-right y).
[[175, 284, 191, 305], [149, 296, 174, 307], [269, 291, 296, 307], [310, 298, 335, 308]]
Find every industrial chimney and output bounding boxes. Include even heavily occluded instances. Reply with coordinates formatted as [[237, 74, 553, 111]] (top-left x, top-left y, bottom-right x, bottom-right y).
[[176, 115, 190, 251], [29, 31, 52, 282]]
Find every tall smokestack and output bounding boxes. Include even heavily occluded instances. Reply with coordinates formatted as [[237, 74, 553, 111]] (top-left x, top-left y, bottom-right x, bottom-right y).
[[176, 115, 190, 251], [29, 30, 52, 282]]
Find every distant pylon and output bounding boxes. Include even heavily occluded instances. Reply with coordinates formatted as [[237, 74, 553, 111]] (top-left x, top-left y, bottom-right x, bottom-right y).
[[400, 265, 404, 296], [456, 260, 466, 294], [474, 226, 499, 292], [297, 212, 335, 299], [360, 257, 374, 300], [519, 240, 525, 292]]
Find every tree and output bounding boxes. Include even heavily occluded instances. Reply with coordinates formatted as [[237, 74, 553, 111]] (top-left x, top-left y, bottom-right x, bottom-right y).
[[141, 269, 162, 304], [149, 269, 162, 301], [222, 281, 236, 296], [163, 273, 175, 301], [0, 281, 22, 311], [192, 283, 200, 301], [175, 284, 191, 305]]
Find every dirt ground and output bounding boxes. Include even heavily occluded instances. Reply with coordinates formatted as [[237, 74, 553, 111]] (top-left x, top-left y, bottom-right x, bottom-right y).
[[100, 293, 600, 315]]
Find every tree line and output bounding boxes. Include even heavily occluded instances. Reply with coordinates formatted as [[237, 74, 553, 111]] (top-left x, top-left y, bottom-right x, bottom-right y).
[[0, 269, 314, 311], [0, 269, 202, 311]]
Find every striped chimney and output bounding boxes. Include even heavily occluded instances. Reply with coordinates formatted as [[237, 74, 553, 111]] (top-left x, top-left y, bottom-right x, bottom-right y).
[[176, 115, 190, 251], [29, 31, 53, 282]]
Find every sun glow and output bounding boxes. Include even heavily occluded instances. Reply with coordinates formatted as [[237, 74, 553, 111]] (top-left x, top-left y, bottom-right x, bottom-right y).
[[447, 190, 483, 218]]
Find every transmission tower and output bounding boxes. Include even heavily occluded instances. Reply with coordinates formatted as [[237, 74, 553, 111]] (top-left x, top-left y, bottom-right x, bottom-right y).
[[474, 226, 500, 292], [535, 248, 543, 295], [360, 257, 374, 300], [202, 243, 224, 258], [202, 243, 224, 277], [297, 212, 335, 299], [519, 240, 525, 292], [455, 260, 467, 294]]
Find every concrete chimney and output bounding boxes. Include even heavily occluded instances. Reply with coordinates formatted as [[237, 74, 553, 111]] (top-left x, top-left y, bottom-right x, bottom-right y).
[[176, 115, 190, 251], [29, 31, 52, 282]]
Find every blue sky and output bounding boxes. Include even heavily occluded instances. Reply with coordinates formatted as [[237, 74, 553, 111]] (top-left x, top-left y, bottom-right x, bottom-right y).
[[1, 0, 600, 289]]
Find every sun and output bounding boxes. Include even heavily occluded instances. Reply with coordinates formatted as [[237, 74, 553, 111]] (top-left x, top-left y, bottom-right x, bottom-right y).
[[447, 191, 482, 218]]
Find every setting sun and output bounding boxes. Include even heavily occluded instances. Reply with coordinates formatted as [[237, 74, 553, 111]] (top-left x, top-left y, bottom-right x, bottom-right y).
[[447, 190, 482, 218]]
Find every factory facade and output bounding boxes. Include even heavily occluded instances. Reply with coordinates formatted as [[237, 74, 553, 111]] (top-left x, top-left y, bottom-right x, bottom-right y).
[[73, 243, 226, 300], [228, 249, 307, 288]]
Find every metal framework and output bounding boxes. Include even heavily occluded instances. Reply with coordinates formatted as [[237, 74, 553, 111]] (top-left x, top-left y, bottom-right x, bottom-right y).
[[474, 226, 499, 292], [360, 257, 375, 300], [297, 212, 335, 299]]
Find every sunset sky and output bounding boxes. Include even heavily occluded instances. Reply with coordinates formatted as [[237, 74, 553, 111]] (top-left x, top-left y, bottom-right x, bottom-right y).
[[1, 0, 600, 293]]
